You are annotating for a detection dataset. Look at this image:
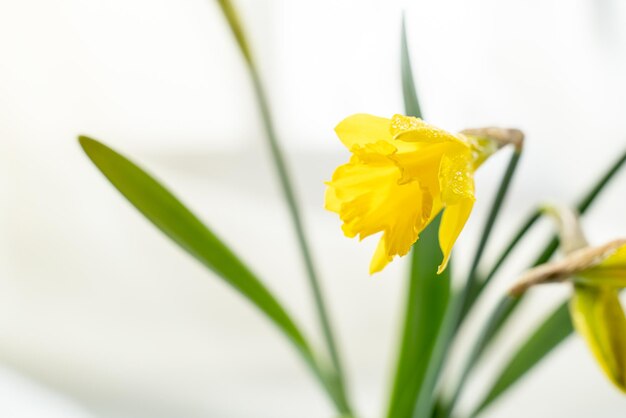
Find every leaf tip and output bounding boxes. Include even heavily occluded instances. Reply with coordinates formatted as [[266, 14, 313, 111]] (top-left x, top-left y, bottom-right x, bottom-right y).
[[78, 135, 98, 155], [78, 136, 110, 163], [78, 134, 96, 147]]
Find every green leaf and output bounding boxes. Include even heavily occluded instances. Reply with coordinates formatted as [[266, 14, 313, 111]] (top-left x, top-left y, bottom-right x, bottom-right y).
[[472, 301, 572, 416], [78, 136, 323, 382], [386, 215, 451, 418], [435, 150, 523, 418], [480, 147, 626, 296], [459, 150, 522, 321], [400, 14, 422, 119], [458, 149, 626, 415], [215, 0, 253, 66], [384, 16, 451, 418], [472, 147, 626, 364], [215, 1, 352, 412]]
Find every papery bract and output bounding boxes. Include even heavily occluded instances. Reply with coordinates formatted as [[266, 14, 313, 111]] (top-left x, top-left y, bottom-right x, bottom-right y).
[[512, 221, 626, 392]]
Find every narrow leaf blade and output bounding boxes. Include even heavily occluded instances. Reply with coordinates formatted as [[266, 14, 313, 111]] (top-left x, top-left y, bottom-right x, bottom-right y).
[[385, 17, 450, 418], [387, 216, 451, 418], [400, 15, 422, 119], [473, 302, 572, 416], [79, 136, 313, 360], [458, 148, 626, 414]]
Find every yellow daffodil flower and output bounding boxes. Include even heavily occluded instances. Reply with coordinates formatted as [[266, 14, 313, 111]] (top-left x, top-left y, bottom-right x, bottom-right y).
[[511, 206, 626, 392], [325, 114, 518, 274]]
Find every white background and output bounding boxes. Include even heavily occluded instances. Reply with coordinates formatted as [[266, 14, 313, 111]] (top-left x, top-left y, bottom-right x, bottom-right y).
[[2, 0, 626, 417]]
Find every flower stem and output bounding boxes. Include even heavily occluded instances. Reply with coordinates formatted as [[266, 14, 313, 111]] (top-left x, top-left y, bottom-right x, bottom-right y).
[[480, 146, 626, 298], [417, 149, 521, 418], [388, 16, 452, 418], [439, 297, 519, 418], [431, 148, 522, 418], [442, 148, 626, 416], [215, 1, 352, 413], [249, 69, 352, 414], [458, 149, 523, 324]]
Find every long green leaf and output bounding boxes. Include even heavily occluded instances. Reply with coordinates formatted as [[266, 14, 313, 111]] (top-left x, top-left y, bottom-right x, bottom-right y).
[[214, 2, 351, 412], [467, 148, 626, 370], [215, 0, 253, 66], [436, 150, 523, 418], [479, 148, 626, 298], [387, 215, 451, 418], [472, 301, 571, 416], [400, 14, 422, 119], [78, 136, 331, 397], [459, 150, 522, 322], [453, 148, 626, 414], [384, 16, 451, 418]]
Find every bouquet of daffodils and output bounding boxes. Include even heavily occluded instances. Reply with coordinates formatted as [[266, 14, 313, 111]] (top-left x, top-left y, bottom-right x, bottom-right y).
[[78, 2, 626, 417]]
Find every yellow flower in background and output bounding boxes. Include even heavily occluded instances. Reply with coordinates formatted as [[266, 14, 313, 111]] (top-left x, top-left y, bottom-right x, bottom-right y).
[[325, 114, 502, 274], [571, 285, 626, 392], [511, 206, 626, 392]]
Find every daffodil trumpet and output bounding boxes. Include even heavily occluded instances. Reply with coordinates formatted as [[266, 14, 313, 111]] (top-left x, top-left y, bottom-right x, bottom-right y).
[[325, 113, 522, 274], [510, 205, 626, 392]]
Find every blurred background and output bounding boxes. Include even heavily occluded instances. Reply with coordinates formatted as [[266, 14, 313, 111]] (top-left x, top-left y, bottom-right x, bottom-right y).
[[2, 0, 626, 417]]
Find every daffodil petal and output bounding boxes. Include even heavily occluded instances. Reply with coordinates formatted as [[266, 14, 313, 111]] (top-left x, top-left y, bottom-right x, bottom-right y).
[[325, 151, 435, 273], [334, 114, 392, 150], [390, 114, 470, 155], [438, 197, 474, 274], [394, 126, 460, 145], [370, 237, 392, 274], [582, 244, 626, 285], [390, 142, 451, 187], [352, 141, 398, 161], [389, 114, 428, 134], [605, 244, 626, 265], [326, 113, 495, 274], [324, 185, 341, 213], [570, 285, 626, 392], [326, 156, 398, 237], [439, 150, 475, 204]]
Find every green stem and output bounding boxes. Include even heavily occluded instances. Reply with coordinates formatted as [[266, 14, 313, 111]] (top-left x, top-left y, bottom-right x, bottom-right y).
[[249, 69, 351, 414], [475, 212, 541, 298], [401, 15, 421, 119], [435, 150, 521, 418], [470, 300, 571, 417], [445, 148, 626, 415], [409, 88, 523, 418], [438, 233, 558, 417], [388, 15, 453, 418], [440, 297, 519, 418], [419, 149, 520, 418], [387, 215, 451, 418], [459, 146, 626, 332], [481, 147, 626, 298], [215, 1, 351, 413], [412, 291, 460, 418], [458, 150, 522, 323]]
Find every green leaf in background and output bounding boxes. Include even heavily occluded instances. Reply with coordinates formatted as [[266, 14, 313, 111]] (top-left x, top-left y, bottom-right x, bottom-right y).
[[78, 136, 334, 400], [384, 16, 451, 418], [478, 147, 626, 303], [214, 2, 352, 413], [436, 149, 523, 418], [400, 14, 422, 120], [215, 0, 253, 66], [453, 148, 626, 415], [472, 301, 572, 416], [386, 215, 451, 418], [459, 150, 523, 321]]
